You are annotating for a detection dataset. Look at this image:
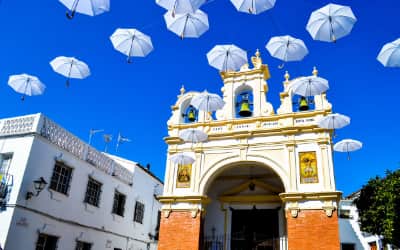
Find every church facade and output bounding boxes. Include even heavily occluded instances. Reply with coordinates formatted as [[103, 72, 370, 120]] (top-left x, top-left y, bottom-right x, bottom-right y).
[[158, 51, 341, 250]]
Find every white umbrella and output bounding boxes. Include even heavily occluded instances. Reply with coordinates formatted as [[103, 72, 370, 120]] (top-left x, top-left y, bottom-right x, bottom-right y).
[[191, 91, 225, 112], [8, 74, 46, 101], [60, 0, 110, 19], [377, 38, 400, 67], [179, 128, 208, 143], [306, 3, 357, 42], [266, 35, 308, 68], [110, 28, 154, 63], [156, 0, 206, 16], [207, 44, 247, 72], [169, 152, 196, 165], [230, 0, 275, 15], [334, 139, 362, 160], [318, 113, 350, 137], [164, 10, 209, 39], [291, 76, 329, 97], [50, 56, 90, 87]]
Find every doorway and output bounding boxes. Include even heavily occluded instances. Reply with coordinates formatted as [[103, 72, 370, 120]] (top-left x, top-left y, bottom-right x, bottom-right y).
[[231, 209, 279, 250]]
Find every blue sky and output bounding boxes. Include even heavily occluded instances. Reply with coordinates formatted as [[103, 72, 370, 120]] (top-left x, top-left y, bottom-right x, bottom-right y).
[[0, 0, 399, 195]]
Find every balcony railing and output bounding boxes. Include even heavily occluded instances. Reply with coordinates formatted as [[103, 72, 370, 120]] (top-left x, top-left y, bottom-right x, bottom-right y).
[[0, 173, 13, 210]]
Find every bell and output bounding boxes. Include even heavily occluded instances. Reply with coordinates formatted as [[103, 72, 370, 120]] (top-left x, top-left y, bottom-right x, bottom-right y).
[[299, 97, 309, 111], [187, 108, 196, 122], [238, 93, 252, 117], [239, 101, 252, 117]]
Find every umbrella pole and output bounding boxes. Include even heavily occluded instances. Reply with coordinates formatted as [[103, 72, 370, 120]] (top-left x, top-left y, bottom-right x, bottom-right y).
[[21, 79, 30, 102], [278, 46, 289, 69], [329, 16, 336, 43], [66, 61, 73, 87], [127, 36, 135, 63], [180, 15, 189, 40], [172, 0, 177, 17], [66, 0, 79, 19]]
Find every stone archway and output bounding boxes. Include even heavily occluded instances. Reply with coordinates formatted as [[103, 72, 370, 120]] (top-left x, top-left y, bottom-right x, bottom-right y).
[[202, 162, 287, 250]]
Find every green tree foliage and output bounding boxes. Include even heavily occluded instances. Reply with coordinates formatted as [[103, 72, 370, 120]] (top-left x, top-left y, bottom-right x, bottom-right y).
[[354, 169, 400, 247]]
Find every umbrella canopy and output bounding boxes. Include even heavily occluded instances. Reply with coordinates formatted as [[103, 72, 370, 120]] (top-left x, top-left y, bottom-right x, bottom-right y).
[[179, 128, 208, 143], [266, 35, 308, 67], [230, 0, 276, 15], [290, 76, 329, 97], [377, 38, 400, 67], [318, 113, 350, 130], [50, 56, 90, 87], [8, 74, 46, 101], [164, 9, 209, 39], [169, 152, 196, 165], [156, 0, 206, 15], [110, 28, 154, 63], [191, 91, 225, 112], [207, 44, 247, 72], [60, 0, 110, 19], [306, 3, 357, 42], [334, 139, 362, 160]]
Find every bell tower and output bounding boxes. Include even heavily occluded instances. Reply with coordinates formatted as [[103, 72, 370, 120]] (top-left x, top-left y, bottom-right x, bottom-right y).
[[216, 49, 274, 120], [159, 50, 341, 250]]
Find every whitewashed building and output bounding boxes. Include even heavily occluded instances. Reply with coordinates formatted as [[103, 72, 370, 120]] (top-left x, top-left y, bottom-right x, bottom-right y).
[[0, 113, 163, 250], [339, 194, 394, 250]]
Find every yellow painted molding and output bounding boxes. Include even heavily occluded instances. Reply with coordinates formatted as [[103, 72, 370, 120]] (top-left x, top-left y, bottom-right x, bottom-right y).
[[279, 192, 342, 202], [157, 195, 211, 205], [218, 194, 281, 203]]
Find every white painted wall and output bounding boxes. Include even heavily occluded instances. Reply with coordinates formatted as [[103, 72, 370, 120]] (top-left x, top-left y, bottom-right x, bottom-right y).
[[0, 115, 163, 250]]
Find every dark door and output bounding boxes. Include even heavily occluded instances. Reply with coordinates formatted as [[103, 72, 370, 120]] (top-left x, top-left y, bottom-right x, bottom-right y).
[[231, 209, 279, 250]]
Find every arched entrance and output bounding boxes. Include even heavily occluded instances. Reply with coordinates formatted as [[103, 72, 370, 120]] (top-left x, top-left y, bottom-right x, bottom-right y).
[[202, 162, 287, 250]]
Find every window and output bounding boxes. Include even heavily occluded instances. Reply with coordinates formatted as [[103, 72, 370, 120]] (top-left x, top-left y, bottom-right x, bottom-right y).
[[0, 154, 12, 175], [134, 201, 145, 223], [0, 154, 13, 200], [75, 241, 92, 250], [36, 233, 58, 250], [112, 191, 126, 216], [341, 243, 355, 250], [339, 209, 352, 219], [84, 177, 102, 207], [49, 162, 73, 195]]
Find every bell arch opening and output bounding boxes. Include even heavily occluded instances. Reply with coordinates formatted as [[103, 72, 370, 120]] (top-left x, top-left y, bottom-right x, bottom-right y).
[[201, 162, 287, 250]]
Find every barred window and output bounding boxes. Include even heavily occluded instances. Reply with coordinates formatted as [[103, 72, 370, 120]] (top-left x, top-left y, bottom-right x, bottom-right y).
[[36, 233, 58, 250], [84, 177, 102, 207], [75, 241, 92, 250], [134, 201, 145, 224], [49, 162, 73, 195], [112, 191, 126, 216]]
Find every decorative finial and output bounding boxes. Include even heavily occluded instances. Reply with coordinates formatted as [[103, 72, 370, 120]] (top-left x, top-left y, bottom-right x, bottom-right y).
[[284, 71, 290, 82], [312, 66, 318, 76], [180, 85, 185, 96], [251, 49, 262, 69]]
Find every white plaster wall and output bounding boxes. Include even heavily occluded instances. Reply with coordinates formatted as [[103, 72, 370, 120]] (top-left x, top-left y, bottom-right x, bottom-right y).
[[0, 135, 34, 248], [1, 134, 162, 250]]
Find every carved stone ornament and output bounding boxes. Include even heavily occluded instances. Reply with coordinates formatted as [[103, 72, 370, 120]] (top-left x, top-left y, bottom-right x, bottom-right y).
[[163, 209, 171, 218], [290, 208, 300, 218], [191, 209, 200, 218]]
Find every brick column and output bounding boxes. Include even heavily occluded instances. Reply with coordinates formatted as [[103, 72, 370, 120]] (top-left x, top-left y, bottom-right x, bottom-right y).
[[286, 210, 340, 250], [158, 211, 201, 250]]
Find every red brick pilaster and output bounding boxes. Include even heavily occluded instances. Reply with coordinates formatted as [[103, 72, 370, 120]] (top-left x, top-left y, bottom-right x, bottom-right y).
[[286, 210, 340, 250], [158, 211, 201, 250]]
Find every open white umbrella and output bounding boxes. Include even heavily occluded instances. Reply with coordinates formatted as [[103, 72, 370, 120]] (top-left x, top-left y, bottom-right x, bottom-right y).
[[334, 139, 362, 160], [156, 0, 206, 16], [60, 0, 110, 19], [169, 152, 196, 165], [164, 9, 209, 39], [50, 56, 90, 87], [8, 74, 46, 101], [318, 113, 350, 137], [110, 28, 154, 63], [291, 76, 329, 97], [207, 44, 247, 72], [179, 128, 208, 143], [266, 35, 308, 68], [377, 38, 400, 67], [306, 3, 357, 42], [191, 91, 225, 112], [230, 0, 275, 15]]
